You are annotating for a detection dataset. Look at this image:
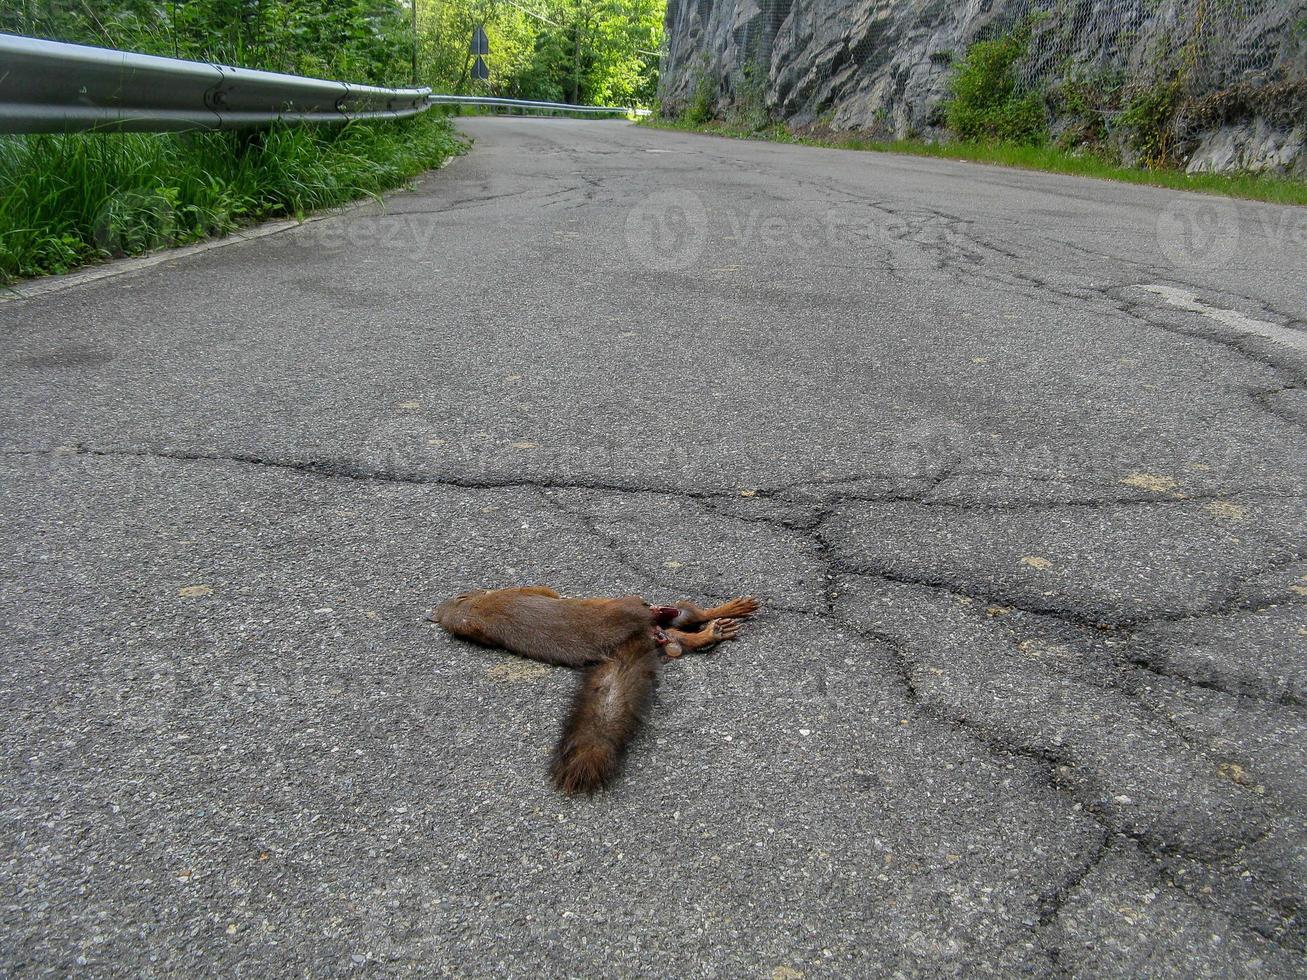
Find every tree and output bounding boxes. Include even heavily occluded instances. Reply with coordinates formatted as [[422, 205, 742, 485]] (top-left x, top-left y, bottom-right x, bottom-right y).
[[417, 0, 663, 106]]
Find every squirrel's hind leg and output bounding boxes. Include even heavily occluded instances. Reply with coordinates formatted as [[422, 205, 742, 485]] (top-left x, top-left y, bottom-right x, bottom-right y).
[[664, 619, 742, 655]]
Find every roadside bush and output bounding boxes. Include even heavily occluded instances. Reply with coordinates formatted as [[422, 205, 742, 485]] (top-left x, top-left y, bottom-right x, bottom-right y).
[[945, 25, 1047, 145], [1, 1, 416, 87], [1118, 79, 1182, 167], [727, 62, 770, 132], [0, 114, 462, 283], [684, 70, 718, 125], [1052, 69, 1124, 149]]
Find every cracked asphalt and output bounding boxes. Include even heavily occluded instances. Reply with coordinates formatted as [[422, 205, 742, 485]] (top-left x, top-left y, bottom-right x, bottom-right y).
[[2, 117, 1306, 976]]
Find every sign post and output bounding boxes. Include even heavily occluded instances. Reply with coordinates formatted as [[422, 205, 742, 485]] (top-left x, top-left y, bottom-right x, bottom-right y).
[[470, 24, 489, 83]]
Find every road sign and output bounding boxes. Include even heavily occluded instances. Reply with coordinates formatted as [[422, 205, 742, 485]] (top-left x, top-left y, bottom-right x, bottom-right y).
[[470, 25, 489, 56], [471, 55, 489, 81]]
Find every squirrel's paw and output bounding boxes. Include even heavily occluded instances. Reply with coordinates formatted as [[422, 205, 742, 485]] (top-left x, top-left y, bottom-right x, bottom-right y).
[[717, 596, 759, 619], [709, 618, 742, 643]]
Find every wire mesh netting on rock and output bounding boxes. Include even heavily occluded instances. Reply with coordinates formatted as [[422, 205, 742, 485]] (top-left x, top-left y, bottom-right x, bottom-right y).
[[661, 0, 1307, 171]]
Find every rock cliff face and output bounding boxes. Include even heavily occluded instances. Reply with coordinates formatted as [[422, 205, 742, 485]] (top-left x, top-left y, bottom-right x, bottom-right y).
[[659, 0, 1307, 173]]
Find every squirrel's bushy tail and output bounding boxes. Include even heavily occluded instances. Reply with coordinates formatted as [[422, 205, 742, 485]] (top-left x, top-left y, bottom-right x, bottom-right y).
[[551, 636, 659, 795]]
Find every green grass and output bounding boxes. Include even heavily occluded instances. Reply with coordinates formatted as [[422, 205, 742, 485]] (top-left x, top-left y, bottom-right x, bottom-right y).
[[0, 112, 465, 283], [642, 116, 1307, 207]]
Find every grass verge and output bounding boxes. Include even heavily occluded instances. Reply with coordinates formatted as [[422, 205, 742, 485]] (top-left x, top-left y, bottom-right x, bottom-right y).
[[641, 116, 1307, 207], [0, 112, 465, 284]]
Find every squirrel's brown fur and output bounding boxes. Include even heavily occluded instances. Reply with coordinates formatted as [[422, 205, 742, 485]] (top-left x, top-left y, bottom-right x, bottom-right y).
[[550, 632, 658, 794], [431, 587, 758, 794]]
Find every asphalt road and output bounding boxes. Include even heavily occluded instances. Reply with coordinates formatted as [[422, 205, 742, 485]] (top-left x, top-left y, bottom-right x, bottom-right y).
[[2, 117, 1306, 976]]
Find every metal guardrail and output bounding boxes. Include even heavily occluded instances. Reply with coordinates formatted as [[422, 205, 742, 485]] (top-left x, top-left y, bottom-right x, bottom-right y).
[[0, 33, 430, 132], [0, 33, 647, 133], [429, 95, 649, 117]]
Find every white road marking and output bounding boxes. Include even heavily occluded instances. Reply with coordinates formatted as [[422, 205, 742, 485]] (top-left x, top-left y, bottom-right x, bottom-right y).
[[1139, 284, 1307, 353]]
